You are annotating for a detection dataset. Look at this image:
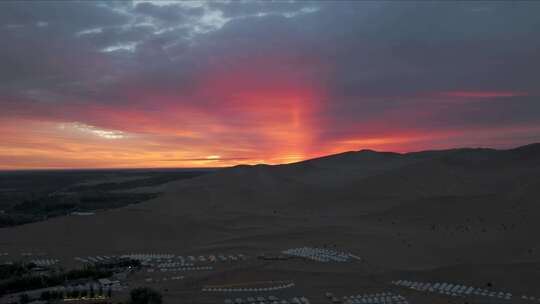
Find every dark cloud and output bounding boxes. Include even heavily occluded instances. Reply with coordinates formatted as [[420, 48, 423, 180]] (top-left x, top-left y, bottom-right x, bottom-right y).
[[0, 1, 128, 30], [0, 0, 539, 164], [207, 0, 320, 18], [134, 2, 204, 23], [78, 24, 155, 49]]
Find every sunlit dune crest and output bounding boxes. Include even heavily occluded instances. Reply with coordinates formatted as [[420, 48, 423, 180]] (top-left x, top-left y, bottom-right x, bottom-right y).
[[338, 137, 414, 147]]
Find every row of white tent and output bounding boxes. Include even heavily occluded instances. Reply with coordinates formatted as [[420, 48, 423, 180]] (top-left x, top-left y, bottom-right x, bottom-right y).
[[156, 262, 194, 268], [31, 258, 59, 266], [522, 295, 540, 301], [122, 253, 175, 260], [152, 254, 246, 270], [144, 276, 183, 282], [159, 266, 213, 272], [282, 247, 355, 263], [392, 280, 512, 299], [183, 254, 247, 262], [75, 252, 248, 264], [342, 292, 408, 304], [204, 282, 295, 292], [74, 256, 115, 263], [224, 295, 309, 304], [153, 254, 247, 265]]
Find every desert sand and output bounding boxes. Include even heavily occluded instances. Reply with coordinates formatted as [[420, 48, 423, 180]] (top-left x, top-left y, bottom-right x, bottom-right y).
[[1, 144, 540, 303]]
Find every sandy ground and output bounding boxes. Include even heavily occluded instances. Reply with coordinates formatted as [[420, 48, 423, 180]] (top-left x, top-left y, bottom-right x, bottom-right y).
[[1, 145, 540, 303]]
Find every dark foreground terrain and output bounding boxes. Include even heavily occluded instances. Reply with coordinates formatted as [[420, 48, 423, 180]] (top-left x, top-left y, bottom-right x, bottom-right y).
[[1, 144, 540, 304], [0, 169, 211, 227]]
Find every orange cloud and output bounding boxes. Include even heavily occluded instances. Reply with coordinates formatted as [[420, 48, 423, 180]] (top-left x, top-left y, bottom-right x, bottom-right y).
[[1, 60, 538, 169]]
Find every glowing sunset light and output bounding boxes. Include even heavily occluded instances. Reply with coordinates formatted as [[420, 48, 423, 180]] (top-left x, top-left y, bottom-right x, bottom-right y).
[[59, 123, 127, 139], [0, 1, 539, 169]]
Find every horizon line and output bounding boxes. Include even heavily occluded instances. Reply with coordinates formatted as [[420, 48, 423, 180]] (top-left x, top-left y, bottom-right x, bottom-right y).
[[1, 142, 537, 172]]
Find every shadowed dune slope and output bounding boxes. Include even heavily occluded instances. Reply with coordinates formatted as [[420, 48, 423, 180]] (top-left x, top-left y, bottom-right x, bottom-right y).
[[1, 143, 539, 270]]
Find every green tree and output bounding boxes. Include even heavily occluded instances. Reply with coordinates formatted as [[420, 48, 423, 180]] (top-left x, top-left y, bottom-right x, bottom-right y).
[[128, 287, 162, 304]]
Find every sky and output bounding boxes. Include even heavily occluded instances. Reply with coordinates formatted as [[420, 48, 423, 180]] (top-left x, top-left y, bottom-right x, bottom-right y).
[[1, 1, 539, 169]]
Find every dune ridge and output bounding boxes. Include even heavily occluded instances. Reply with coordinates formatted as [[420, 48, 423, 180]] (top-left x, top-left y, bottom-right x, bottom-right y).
[[1, 144, 540, 297]]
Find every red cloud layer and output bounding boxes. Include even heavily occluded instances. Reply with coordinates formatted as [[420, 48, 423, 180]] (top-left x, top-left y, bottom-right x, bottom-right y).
[[0, 58, 538, 169]]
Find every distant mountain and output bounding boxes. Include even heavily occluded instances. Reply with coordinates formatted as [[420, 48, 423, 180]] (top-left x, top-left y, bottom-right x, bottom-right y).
[[161, 143, 540, 215]]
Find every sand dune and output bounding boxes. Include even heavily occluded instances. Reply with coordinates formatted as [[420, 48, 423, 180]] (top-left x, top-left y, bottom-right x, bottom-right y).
[[1, 144, 540, 300]]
